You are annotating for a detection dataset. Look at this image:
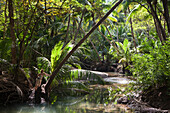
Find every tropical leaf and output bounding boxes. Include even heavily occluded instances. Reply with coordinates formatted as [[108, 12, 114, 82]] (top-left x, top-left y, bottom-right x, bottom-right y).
[[71, 69, 106, 85], [37, 57, 51, 73], [126, 4, 141, 23], [107, 15, 118, 22], [51, 41, 63, 72], [123, 38, 129, 53], [63, 81, 89, 91]]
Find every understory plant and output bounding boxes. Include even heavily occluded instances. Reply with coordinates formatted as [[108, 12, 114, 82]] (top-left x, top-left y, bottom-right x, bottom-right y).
[[130, 38, 170, 91], [109, 38, 132, 73]]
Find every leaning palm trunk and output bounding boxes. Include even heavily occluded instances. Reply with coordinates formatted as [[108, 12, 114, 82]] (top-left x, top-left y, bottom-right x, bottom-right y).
[[45, 0, 123, 92]]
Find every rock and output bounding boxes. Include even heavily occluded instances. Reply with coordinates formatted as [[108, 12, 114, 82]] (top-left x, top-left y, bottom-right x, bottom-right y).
[[117, 96, 129, 104]]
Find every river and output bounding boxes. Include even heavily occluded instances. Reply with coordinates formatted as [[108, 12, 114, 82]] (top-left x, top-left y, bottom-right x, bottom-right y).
[[0, 71, 134, 113]]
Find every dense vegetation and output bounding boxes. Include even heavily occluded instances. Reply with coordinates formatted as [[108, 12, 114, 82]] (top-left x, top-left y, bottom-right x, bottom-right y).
[[0, 0, 170, 110]]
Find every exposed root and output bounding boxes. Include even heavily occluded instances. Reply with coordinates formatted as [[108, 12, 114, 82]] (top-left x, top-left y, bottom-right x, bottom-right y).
[[0, 74, 29, 105]]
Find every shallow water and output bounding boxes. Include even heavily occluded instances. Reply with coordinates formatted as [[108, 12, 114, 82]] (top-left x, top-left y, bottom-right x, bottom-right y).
[[104, 77, 134, 84], [0, 72, 134, 113], [0, 95, 130, 113]]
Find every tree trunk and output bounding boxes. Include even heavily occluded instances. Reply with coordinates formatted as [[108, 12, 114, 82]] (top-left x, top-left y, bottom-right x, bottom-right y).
[[147, 0, 167, 42], [162, 0, 170, 33], [45, 0, 123, 92], [154, 18, 164, 43], [73, 9, 85, 43], [128, 7, 137, 52], [65, 14, 71, 44], [8, 0, 17, 64]]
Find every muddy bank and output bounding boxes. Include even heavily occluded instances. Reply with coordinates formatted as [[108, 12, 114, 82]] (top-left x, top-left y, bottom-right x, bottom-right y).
[[141, 86, 170, 110], [117, 87, 170, 113]]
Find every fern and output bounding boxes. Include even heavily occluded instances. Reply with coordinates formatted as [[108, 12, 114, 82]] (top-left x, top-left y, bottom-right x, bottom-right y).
[[37, 57, 51, 73], [51, 41, 74, 72], [71, 69, 106, 85], [51, 41, 63, 72]]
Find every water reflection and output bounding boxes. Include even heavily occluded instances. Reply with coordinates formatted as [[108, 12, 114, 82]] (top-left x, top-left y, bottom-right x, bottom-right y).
[[0, 88, 130, 113], [0, 76, 134, 113]]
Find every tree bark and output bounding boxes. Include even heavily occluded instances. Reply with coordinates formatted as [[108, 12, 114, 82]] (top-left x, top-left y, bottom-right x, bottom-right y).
[[153, 18, 164, 43], [73, 9, 85, 43], [147, 0, 167, 42], [65, 14, 71, 44], [128, 7, 137, 52], [162, 0, 170, 33], [8, 0, 17, 64], [45, 0, 123, 92]]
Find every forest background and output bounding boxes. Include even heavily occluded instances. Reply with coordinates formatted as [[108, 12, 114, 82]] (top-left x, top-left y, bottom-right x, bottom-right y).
[[0, 0, 170, 109]]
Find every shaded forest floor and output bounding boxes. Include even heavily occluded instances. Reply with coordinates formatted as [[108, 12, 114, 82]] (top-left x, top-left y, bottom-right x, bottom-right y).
[[141, 86, 170, 110], [0, 73, 30, 105]]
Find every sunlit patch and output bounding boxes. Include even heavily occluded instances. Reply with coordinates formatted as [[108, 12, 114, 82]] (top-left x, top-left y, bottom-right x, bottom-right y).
[[104, 77, 133, 84]]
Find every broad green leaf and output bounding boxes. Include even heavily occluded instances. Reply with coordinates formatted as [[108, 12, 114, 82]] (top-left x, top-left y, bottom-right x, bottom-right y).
[[51, 41, 63, 71], [126, 4, 141, 23], [123, 38, 129, 53], [108, 16, 117, 22], [117, 4, 122, 13]]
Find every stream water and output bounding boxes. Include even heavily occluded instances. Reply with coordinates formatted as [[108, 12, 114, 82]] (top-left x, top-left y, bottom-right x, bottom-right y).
[[0, 72, 134, 113]]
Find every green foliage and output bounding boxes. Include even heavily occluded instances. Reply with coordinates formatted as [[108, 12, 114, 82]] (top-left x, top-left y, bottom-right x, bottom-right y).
[[126, 4, 141, 23], [51, 41, 77, 71], [138, 38, 160, 53], [0, 39, 11, 61], [130, 38, 170, 90], [37, 57, 51, 74], [51, 41, 63, 72], [72, 45, 97, 69], [0, 58, 12, 71], [110, 38, 131, 67], [62, 81, 89, 91], [71, 69, 105, 85]]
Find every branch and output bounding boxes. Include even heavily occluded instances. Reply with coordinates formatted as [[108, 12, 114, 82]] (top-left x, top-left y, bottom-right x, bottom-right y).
[[133, 1, 151, 15], [73, 9, 86, 43], [80, 27, 102, 64]]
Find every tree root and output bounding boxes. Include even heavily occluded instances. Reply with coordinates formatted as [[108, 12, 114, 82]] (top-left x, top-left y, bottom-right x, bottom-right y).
[[0, 74, 27, 105]]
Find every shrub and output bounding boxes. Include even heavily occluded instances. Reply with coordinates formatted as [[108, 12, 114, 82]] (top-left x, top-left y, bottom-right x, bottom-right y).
[[130, 38, 170, 90]]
